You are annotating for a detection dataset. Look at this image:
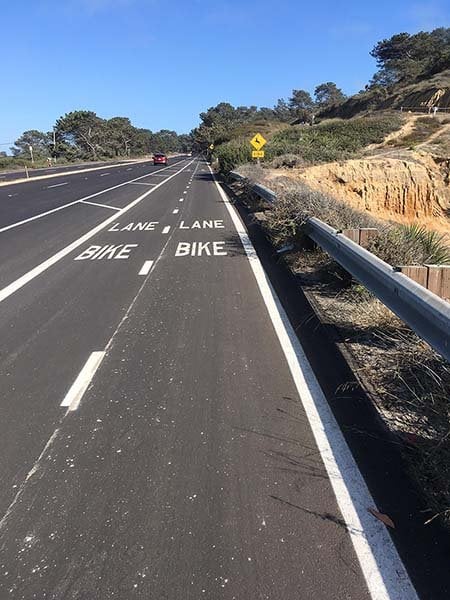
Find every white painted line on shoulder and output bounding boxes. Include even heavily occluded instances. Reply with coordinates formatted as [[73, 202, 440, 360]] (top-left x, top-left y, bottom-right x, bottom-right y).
[[60, 351, 105, 411], [46, 182, 69, 189], [0, 160, 194, 303], [162, 226, 171, 234], [210, 167, 419, 600], [139, 260, 154, 276], [172, 208, 179, 214], [80, 200, 121, 211], [0, 159, 185, 234]]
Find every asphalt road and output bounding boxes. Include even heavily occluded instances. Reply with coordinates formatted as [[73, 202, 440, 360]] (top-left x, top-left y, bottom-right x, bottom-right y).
[[0, 158, 418, 599], [0, 158, 141, 183]]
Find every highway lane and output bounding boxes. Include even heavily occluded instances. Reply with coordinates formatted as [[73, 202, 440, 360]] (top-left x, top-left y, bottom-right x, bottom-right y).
[[0, 160, 416, 598], [0, 158, 187, 228], [0, 158, 145, 183]]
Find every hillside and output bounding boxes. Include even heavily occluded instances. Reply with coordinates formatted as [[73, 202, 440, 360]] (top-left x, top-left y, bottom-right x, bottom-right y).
[[318, 70, 450, 119]]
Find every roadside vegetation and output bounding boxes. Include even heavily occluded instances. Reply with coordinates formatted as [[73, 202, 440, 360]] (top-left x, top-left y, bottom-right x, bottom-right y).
[[1, 111, 193, 171]]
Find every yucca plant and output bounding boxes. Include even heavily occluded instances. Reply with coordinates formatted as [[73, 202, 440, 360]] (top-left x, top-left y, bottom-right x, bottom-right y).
[[399, 224, 450, 265]]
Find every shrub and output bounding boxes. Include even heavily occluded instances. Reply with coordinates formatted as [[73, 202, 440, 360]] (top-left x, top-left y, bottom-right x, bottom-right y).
[[214, 139, 252, 173]]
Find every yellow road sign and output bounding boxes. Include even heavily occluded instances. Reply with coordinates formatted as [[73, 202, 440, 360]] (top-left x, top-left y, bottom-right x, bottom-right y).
[[252, 150, 265, 158], [250, 133, 267, 151]]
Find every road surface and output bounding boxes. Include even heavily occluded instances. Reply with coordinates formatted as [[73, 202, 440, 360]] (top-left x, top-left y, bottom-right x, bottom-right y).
[[0, 157, 417, 599]]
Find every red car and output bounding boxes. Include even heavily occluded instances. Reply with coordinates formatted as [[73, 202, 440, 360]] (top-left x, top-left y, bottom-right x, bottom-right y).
[[153, 153, 168, 166]]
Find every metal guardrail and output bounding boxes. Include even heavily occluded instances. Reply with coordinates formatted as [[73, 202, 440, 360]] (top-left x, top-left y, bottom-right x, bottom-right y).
[[229, 171, 450, 361]]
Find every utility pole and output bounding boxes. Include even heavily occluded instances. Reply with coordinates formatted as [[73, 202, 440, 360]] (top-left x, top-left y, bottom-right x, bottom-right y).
[[29, 145, 34, 164]]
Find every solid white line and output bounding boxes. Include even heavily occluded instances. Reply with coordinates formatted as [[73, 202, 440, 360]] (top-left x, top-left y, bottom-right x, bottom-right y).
[[80, 200, 121, 211], [210, 168, 418, 600], [46, 182, 68, 189], [172, 208, 179, 214], [60, 351, 105, 410], [0, 160, 194, 304], [0, 160, 184, 234], [0, 159, 152, 188], [138, 260, 154, 276], [162, 226, 171, 234]]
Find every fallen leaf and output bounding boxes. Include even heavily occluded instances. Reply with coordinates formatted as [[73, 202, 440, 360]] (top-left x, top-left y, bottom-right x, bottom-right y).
[[368, 508, 395, 529]]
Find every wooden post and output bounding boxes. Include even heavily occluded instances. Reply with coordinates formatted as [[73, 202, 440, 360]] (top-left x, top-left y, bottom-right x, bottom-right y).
[[398, 266, 428, 288]]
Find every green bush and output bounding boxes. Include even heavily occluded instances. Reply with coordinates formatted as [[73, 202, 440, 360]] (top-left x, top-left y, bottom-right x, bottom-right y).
[[214, 139, 252, 173], [265, 116, 404, 163]]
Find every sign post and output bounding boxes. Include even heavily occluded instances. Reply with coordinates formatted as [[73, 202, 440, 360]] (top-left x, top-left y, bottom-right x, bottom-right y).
[[250, 133, 267, 162]]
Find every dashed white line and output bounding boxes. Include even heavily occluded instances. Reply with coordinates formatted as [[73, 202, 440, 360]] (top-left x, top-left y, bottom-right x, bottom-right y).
[[0, 160, 194, 302], [138, 260, 154, 276], [162, 226, 171, 234], [60, 351, 105, 411], [100, 173, 110, 177], [172, 208, 179, 214], [126, 168, 133, 171], [179, 198, 184, 202], [46, 182, 69, 189], [80, 200, 121, 211], [0, 160, 186, 234]]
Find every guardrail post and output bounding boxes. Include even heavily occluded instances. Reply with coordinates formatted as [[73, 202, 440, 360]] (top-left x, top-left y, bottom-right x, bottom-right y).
[[427, 265, 450, 301], [397, 266, 428, 288]]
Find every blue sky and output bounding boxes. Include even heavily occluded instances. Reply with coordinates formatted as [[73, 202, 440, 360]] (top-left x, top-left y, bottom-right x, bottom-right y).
[[1, 0, 448, 149]]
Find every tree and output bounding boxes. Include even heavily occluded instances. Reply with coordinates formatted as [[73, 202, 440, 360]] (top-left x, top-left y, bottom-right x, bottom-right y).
[[288, 89, 315, 121], [314, 82, 346, 108], [55, 111, 106, 160], [369, 28, 450, 87], [11, 130, 51, 158], [273, 98, 292, 122]]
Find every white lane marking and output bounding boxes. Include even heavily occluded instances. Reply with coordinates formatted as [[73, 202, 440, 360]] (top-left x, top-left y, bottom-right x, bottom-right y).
[[126, 168, 133, 171], [162, 226, 171, 234], [100, 173, 110, 177], [210, 168, 419, 600], [0, 160, 194, 303], [172, 208, 179, 214], [0, 159, 154, 188], [183, 191, 187, 194], [46, 182, 69, 189], [60, 351, 105, 410], [138, 260, 154, 276], [128, 182, 157, 186], [0, 160, 185, 234], [80, 200, 121, 211], [179, 198, 184, 202]]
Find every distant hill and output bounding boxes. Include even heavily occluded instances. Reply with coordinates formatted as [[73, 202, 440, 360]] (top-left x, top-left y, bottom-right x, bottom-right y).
[[318, 70, 450, 119]]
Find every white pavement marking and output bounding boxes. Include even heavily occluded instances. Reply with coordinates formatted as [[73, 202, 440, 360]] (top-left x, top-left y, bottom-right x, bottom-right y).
[[126, 168, 133, 171], [172, 208, 179, 214], [0, 160, 185, 234], [80, 200, 121, 211], [46, 182, 69, 189], [60, 351, 105, 410], [179, 198, 184, 202], [128, 182, 157, 186], [100, 173, 110, 177], [138, 260, 154, 276], [0, 159, 153, 187], [210, 167, 419, 600], [183, 191, 187, 194], [0, 160, 194, 303], [162, 226, 171, 234]]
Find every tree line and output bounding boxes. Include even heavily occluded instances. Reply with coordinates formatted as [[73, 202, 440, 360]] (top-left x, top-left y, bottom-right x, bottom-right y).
[[10, 111, 193, 162]]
